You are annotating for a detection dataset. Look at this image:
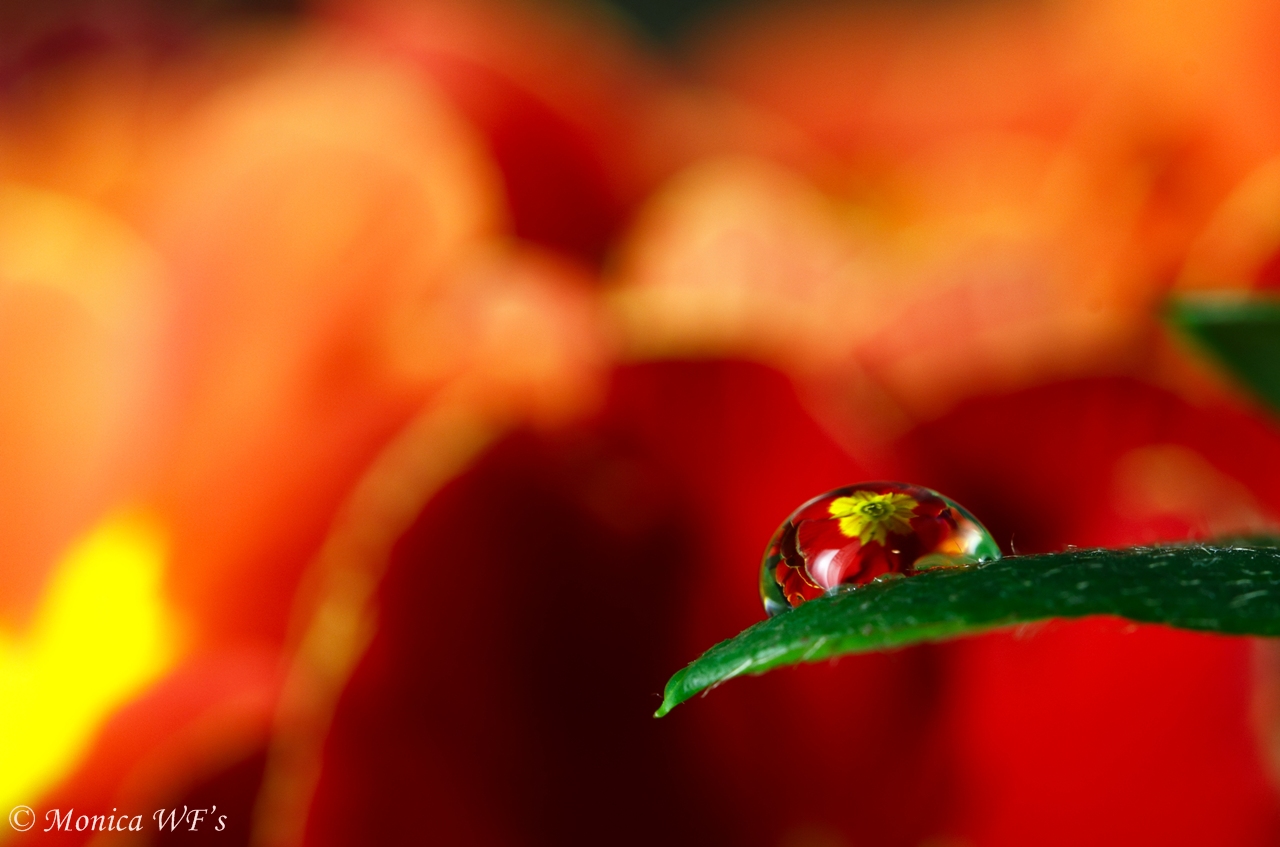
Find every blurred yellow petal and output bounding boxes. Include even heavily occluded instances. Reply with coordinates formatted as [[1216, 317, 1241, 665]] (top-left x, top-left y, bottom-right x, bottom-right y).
[[0, 509, 178, 812]]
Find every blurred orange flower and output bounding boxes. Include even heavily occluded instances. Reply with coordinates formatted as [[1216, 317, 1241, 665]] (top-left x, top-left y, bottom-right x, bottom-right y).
[[6, 0, 1280, 845]]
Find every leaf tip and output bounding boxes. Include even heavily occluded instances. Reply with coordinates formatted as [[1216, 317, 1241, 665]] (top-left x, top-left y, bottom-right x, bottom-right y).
[[654, 671, 689, 718]]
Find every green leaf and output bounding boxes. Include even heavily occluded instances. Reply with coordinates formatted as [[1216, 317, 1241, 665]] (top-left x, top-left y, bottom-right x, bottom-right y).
[[1167, 296, 1280, 412], [656, 544, 1280, 716], [595, 0, 736, 42]]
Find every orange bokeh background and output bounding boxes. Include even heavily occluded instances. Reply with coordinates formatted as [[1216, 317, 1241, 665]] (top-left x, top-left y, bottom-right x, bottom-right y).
[[6, 0, 1280, 844]]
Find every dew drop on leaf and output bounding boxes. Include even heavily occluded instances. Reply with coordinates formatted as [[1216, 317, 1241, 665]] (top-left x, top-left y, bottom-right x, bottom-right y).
[[759, 481, 1001, 616]]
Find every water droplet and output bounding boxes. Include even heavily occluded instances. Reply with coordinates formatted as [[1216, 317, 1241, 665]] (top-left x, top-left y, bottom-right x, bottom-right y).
[[760, 481, 1001, 616]]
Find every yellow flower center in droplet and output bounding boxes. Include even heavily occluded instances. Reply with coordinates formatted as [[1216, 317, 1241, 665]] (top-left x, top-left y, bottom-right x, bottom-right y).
[[828, 491, 918, 545]]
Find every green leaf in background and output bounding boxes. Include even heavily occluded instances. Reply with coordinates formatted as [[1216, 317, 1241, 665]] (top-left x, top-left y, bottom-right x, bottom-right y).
[[1168, 296, 1280, 412], [588, 0, 977, 44], [593, 0, 738, 42], [656, 544, 1280, 716]]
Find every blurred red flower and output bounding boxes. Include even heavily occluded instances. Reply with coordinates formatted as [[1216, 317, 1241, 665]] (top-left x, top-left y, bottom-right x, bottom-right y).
[[5, 1, 1280, 846]]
